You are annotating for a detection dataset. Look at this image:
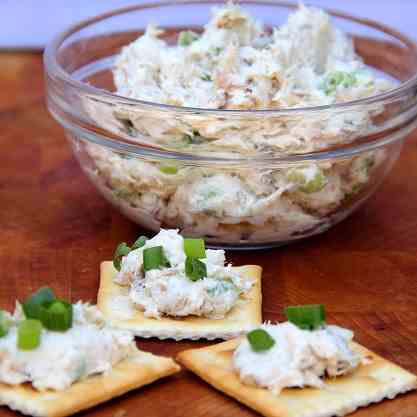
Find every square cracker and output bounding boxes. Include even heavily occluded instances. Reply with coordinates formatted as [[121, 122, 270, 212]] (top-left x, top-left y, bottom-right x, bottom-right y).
[[0, 349, 179, 417], [97, 261, 262, 341], [177, 338, 417, 417]]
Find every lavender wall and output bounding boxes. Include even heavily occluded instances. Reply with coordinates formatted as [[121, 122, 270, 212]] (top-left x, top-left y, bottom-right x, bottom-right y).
[[0, 0, 415, 49]]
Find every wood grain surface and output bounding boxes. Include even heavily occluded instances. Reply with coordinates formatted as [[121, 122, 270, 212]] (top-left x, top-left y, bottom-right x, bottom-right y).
[[1, 51, 417, 417]]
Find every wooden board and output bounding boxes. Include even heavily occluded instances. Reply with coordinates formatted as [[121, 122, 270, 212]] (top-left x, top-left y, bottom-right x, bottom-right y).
[[0, 51, 416, 417]]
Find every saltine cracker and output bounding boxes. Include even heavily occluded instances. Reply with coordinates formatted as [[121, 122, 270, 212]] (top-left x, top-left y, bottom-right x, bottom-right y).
[[97, 261, 262, 340]]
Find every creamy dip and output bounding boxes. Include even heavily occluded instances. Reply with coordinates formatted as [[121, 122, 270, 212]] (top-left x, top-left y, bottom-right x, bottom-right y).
[[233, 322, 361, 394], [84, 3, 392, 244], [115, 3, 390, 110], [0, 303, 135, 391], [116, 229, 252, 319]]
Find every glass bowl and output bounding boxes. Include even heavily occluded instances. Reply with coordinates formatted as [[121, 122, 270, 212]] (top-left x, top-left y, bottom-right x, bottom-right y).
[[44, 0, 417, 249]]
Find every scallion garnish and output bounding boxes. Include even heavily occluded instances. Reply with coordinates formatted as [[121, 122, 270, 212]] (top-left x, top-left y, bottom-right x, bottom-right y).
[[113, 235, 150, 270], [178, 30, 199, 46], [131, 236, 148, 250], [0, 311, 10, 338], [184, 238, 206, 259], [323, 71, 357, 95], [284, 304, 326, 330], [143, 246, 170, 272], [113, 242, 131, 271], [185, 257, 207, 281], [159, 164, 179, 175], [18, 319, 42, 350], [23, 287, 55, 320], [39, 300, 73, 332], [286, 167, 327, 194], [247, 328, 275, 352]]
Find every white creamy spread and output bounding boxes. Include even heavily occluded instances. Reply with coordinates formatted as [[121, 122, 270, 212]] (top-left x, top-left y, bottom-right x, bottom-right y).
[[84, 3, 392, 243], [0, 303, 135, 391], [116, 229, 252, 319], [114, 3, 390, 110], [233, 322, 362, 394]]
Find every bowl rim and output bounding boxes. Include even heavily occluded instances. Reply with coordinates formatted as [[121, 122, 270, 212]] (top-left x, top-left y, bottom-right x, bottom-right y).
[[44, 0, 417, 116]]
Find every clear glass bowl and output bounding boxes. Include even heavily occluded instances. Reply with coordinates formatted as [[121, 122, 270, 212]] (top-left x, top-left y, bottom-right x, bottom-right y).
[[44, 0, 417, 249]]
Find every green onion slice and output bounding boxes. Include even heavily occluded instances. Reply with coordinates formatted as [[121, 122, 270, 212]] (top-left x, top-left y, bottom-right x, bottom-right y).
[[39, 300, 73, 332], [178, 30, 199, 46], [300, 170, 327, 194], [131, 235, 148, 250], [23, 287, 55, 319], [113, 242, 131, 271], [287, 167, 327, 194], [184, 238, 206, 259], [324, 71, 357, 95], [143, 246, 170, 272], [185, 257, 207, 281], [284, 304, 326, 330], [159, 164, 179, 175], [0, 311, 11, 338], [247, 328, 275, 352], [18, 319, 42, 350]]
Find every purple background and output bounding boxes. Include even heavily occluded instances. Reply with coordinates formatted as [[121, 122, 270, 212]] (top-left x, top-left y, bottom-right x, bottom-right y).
[[1, 0, 416, 49]]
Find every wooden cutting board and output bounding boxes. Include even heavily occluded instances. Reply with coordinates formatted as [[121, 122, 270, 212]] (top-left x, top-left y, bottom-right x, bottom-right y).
[[0, 51, 416, 417]]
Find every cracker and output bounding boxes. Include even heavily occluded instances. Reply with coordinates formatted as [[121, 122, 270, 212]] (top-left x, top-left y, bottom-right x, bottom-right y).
[[0, 349, 180, 417], [97, 262, 262, 341], [177, 338, 417, 417]]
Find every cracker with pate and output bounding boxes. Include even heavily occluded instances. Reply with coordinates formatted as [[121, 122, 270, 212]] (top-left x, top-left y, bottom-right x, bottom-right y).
[[177, 338, 417, 417], [98, 261, 262, 341], [0, 349, 179, 417]]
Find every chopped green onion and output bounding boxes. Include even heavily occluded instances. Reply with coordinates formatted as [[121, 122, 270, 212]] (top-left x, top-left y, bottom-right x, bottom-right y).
[[143, 246, 170, 272], [301, 171, 327, 193], [18, 319, 42, 350], [40, 300, 73, 332], [247, 328, 275, 352], [131, 235, 148, 250], [184, 238, 206, 259], [185, 257, 207, 281], [284, 304, 326, 331], [178, 30, 199, 46], [287, 167, 327, 194], [324, 71, 357, 95], [201, 73, 212, 82], [23, 287, 55, 319], [327, 71, 344, 85], [342, 73, 357, 88], [159, 164, 179, 175], [0, 311, 11, 337], [113, 242, 131, 271]]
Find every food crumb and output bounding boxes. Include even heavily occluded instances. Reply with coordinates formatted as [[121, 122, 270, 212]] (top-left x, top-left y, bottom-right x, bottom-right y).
[[113, 409, 127, 417]]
